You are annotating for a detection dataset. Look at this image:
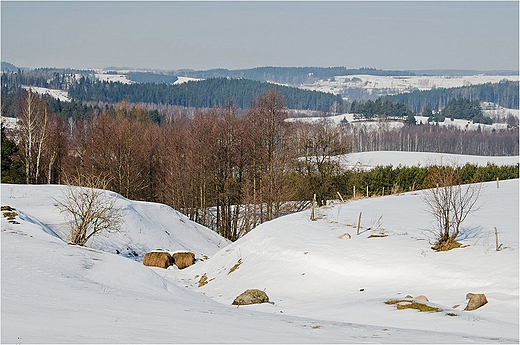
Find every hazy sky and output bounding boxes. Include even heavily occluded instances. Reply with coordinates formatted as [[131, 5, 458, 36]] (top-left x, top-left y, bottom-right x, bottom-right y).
[[1, 1, 518, 71]]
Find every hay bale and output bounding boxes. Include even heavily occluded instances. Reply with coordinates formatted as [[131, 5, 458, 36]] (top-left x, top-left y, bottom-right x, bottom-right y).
[[173, 252, 195, 269], [232, 289, 269, 306], [142, 251, 173, 269]]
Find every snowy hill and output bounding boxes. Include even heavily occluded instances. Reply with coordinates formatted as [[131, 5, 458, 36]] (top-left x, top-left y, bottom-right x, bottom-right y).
[[1, 176, 518, 342], [1, 184, 229, 260], [301, 74, 520, 99]]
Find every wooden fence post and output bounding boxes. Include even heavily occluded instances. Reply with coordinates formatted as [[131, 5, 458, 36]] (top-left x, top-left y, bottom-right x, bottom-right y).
[[495, 227, 500, 251], [357, 212, 362, 235], [310, 194, 316, 221]]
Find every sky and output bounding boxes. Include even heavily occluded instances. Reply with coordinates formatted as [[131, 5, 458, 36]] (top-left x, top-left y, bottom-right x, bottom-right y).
[[1, 1, 519, 72]]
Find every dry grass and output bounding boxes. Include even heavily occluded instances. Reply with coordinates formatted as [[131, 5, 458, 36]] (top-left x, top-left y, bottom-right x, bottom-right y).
[[173, 252, 195, 269], [385, 298, 459, 317], [2, 211, 19, 220], [142, 251, 173, 269], [385, 299, 442, 313], [228, 259, 242, 274], [197, 273, 214, 287], [431, 238, 462, 251], [368, 233, 388, 238]]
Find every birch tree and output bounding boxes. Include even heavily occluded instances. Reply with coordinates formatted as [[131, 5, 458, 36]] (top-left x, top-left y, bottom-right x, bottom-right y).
[[18, 89, 48, 184]]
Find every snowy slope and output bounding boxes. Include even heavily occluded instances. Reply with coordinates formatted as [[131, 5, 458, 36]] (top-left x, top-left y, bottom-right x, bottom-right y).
[[171, 178, 519, 341], [301, 74, 520, 97], [1, 177, 518, 343], [21, 86, 71, 102], [0, 184, 229, 260]]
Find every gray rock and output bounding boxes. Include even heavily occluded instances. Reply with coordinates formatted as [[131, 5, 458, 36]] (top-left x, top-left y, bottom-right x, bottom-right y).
[[232, 289, 269, 306]]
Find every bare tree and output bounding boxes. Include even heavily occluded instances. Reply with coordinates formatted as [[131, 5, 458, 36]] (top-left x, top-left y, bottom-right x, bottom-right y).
[[247, 88, 292, 222], [55, 175, 124, 246], [421, 163, 482, 251], [18, 89, 48, 184], [293, 119, 352, 204]]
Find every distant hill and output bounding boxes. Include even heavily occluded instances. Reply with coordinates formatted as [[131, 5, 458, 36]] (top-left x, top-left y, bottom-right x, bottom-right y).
[[67, 76, 343, 110], [175, 66, 416, 85], [1, 62, 21, 72]]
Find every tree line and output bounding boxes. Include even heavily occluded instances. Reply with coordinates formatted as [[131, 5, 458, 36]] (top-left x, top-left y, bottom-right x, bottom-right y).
[[3, 88, 518, 241], [1, 89, 349, 240], [349, 97, 495, 124], [178, 66, 415, 85], [346, 121, 518, 156], [67, 77, 343, 111], [386, 80, 519, 112], [350, 98, 416, 123]]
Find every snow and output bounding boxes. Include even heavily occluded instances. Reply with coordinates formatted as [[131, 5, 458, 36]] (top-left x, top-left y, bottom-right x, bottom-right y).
[[94, 69, 134, 84], [1, 160, 519, 343], [1, 116, 18, 130], [341, 151, 519, 170], [301, 74, 520, 97], [287, 111, 518, 132], [21, 86, 71, 102], [174, 76, 201, 84]]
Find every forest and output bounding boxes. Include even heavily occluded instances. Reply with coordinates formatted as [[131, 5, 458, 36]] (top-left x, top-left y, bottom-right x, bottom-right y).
[[67, 77, 343, 111], [386, 80, 519, 112], [350, 97, 493, 124], [2, 88, 518, 241]]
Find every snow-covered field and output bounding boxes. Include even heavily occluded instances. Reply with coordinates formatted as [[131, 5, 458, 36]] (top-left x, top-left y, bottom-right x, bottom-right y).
[[21, 86, 71, 102], [301, 74, 520, 98], [94, 69, 134, 84], [2, 151, 518, 343], [287, 110, 518, 133], [342, 151, 519, 170]]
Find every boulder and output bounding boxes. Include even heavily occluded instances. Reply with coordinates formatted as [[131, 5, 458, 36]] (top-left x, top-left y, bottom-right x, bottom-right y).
[[465, 293, 488, 311], [173, 252, 195, 269], [142, 251, 173, 269], [232, 289, 270, 306]]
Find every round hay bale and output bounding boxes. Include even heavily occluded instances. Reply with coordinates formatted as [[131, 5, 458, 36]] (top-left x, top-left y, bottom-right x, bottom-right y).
[[142, 251, 173, 269], [232, 289, 269, 306], [173, 252, 195, 269]]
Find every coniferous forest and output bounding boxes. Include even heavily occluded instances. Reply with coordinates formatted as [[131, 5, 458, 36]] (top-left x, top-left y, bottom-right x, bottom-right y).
[[67, 77, 343, 111]]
